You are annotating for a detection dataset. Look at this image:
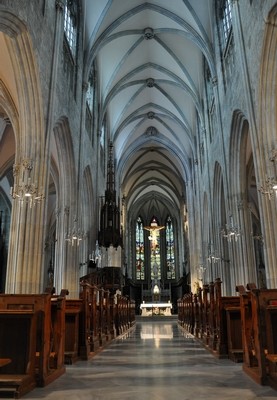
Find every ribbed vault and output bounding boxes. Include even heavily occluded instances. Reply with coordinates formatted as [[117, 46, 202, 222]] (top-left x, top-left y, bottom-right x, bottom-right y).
[[83, 0, 214, 222]]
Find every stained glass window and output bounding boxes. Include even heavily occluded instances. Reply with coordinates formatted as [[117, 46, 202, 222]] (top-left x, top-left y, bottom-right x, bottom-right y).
[[135, 216, 145, 280], [166, 216, 175, 279]]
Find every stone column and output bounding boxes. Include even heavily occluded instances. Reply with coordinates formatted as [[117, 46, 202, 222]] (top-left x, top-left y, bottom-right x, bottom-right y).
[[6, 159, 46, 293]]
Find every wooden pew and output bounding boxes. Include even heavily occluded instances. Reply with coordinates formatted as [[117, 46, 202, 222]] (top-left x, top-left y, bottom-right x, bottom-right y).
[[114, 293, 123, 336], [214, 279, 242, 361], [177, 292, 195, 335], [193, 292, 200, 338], [237, 284, 277, 389], [264, 292, 277, 390], [109, 292, 117, 339], [202, 284, 210, 346], [129, 299, 136, 327], [0, 293, 66, 388], [177, 279, 242, 362], [114, 293, 131, 336], [185, 292, 194, 334], [208, 281, 216, 351], [44, 293, 66, 385], [177, 298, 183, 327], [197, 287, 204, 340], [0, 310, 37, 398], [98, 288, 108, 346], [64, 299, 83, 364], [224, 304, 243, 362], [79, 281, 100, 359], [236, 285, 258, 376]]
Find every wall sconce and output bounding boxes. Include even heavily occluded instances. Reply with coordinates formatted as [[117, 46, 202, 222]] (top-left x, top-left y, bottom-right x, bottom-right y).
[[251, 232, 264, 244], [258, 177, 277, 200], [10, 158, 44, 208], [207, 252, 220, 264], [221, 215, 241, 242], [65, 216, 85, 246], [206, 242, 220, 264], [269, 148, 277, 162]]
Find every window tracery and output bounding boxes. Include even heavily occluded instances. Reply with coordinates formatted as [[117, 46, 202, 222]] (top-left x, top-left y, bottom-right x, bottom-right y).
[[135, 216, 145, 280], [64, 0, 78, 58], [165, 216, 175, 280]]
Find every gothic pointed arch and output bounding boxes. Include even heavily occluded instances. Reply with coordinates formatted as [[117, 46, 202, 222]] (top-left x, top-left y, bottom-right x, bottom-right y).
[[258, 3, 277, 288], [135, 215, 145, 280], [229, 110, 259, 287], [52, 116, 79, 296], [0, 12, 46, 293]]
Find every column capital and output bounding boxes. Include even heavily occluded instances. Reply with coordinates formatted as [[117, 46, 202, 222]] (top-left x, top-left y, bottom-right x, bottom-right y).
[[211, 76, 218, 86], [82, 81, 89, 92], [55, 0, 64, 12], [201, 127, 206, 136]]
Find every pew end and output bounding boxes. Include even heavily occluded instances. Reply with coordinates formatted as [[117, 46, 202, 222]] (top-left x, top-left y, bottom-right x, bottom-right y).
[[0, 310, 37, 398]]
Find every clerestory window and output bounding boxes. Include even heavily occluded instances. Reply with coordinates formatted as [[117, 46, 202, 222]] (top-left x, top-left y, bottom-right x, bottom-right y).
[[64, 0, 78, 58], [217, 0, 234, 86], [222, 0, 232, 45]]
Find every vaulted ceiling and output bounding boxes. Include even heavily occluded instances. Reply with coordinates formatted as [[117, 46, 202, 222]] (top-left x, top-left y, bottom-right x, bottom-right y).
[[84, 1, 215, 221]]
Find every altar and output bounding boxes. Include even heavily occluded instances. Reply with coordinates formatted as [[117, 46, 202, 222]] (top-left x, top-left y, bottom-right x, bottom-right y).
[[140, 302, 172, 316]]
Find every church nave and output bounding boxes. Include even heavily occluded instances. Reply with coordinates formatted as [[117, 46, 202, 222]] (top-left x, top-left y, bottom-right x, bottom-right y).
[[22, 319, 277, 400]]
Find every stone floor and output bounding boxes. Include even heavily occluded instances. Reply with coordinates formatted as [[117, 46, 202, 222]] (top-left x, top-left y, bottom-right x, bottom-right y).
[[22, 317, 277, 399]]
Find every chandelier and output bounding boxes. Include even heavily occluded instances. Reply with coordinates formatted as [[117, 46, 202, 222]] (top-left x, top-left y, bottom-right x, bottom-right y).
[[65, 217, 85, 246], [221, 215, 241, 242], [258, 177, 277, 200], [10, 158, 44, 208]]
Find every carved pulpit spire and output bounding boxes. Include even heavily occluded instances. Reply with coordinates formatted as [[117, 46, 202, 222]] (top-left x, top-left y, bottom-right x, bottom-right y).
[[98, 141, 122, 248]]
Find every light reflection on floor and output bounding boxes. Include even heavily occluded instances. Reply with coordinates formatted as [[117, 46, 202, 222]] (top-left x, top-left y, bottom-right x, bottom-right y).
[[21, 317, 277, 400]]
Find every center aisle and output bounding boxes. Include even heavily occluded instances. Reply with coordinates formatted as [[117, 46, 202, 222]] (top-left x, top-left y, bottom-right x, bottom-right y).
[[25, 318, 277, 400]]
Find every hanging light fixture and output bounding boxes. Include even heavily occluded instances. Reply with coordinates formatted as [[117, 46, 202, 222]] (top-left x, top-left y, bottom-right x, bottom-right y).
[[65, 216, 85, 246], [258, 177, 277, 200], [10, 158, 44, 208], [221, 215, 241, 242]]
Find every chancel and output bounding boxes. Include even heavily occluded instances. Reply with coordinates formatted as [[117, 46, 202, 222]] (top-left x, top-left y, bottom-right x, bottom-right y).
[[1, 0, 277, 398]]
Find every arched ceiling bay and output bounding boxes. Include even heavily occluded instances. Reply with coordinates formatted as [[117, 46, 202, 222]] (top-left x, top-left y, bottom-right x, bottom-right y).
[[83, 0, 215, 217]]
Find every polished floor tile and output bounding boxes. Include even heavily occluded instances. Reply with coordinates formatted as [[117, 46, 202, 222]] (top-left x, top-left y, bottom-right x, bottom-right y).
[[22, 318, 277, 399]]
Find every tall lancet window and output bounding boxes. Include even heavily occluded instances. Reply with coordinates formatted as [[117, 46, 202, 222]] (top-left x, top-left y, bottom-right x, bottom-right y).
[[64, 0, 78, 58], [135, 216, 145, 280], [166, 216, 175, 279], [222, 0, 232, 45], [148, 217, 162, 280]]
